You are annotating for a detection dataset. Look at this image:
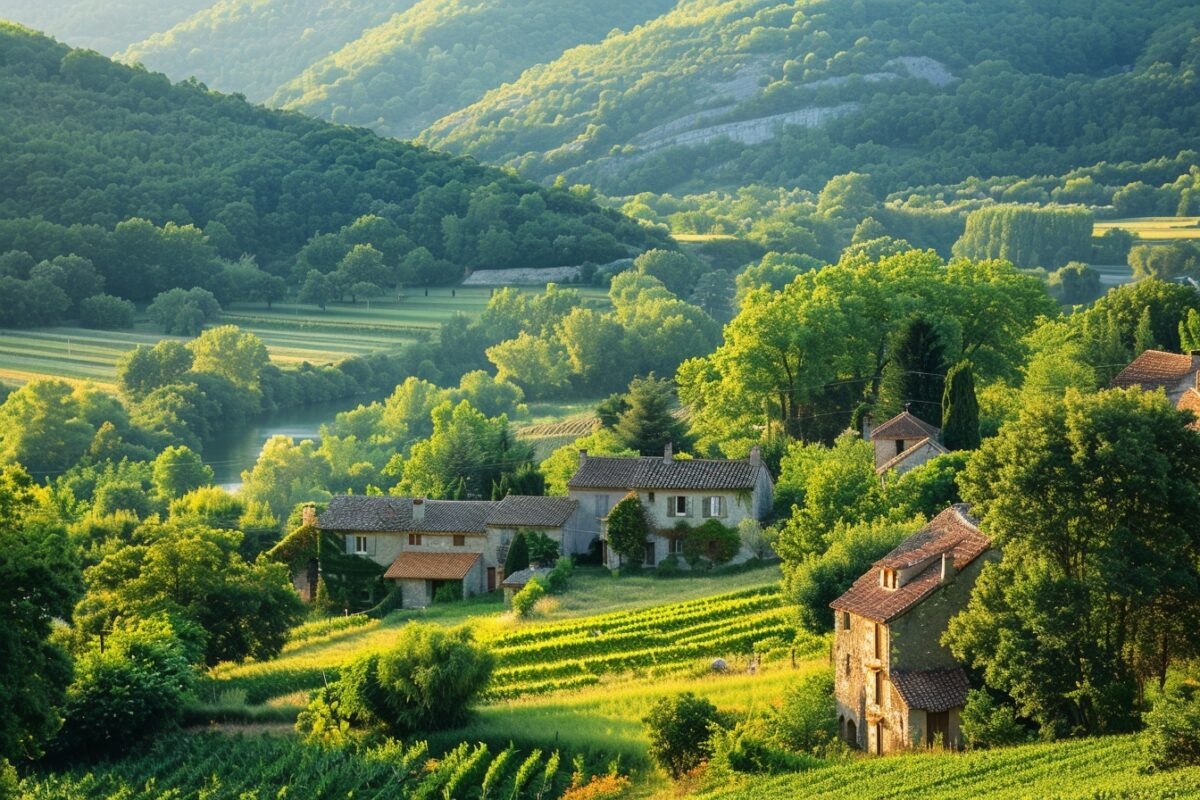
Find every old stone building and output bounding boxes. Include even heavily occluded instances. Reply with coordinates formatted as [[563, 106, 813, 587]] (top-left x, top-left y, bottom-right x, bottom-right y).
[[830, 504, 994, 754], [566, 443, 774, 569], [1111, 349, 1200, 427], [867, 410, 948, 480]]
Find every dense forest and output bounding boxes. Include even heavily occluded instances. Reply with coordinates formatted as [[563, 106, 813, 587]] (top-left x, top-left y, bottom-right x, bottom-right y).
[[0, 22, 664, 321]]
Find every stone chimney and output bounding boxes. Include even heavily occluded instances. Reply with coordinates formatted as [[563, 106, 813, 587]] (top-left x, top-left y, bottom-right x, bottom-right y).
[[940, 552, 955, 584], [749, 445, 762, 468], [412, 497, 425, 523], [862, 412, 874, 441], [663, 441, 674, 464], [578, 449, 588, 466], [301, 504, 318, 528]]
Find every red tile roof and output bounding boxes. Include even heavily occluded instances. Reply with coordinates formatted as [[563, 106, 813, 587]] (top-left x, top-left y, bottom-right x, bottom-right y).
[[1177, 388, 1200, 429], [383, 551, 480, 581], [830, 505, 991, 623], [1111, 350, 1200, 392], [891, 668, 971, 712], [871, 411, 941, 441]]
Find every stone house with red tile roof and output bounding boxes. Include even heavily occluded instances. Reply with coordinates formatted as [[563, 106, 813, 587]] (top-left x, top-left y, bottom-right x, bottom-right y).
[[1111, 349, 1200, 428], [866, 410, 948, 481], [830, 504, 995, 754]]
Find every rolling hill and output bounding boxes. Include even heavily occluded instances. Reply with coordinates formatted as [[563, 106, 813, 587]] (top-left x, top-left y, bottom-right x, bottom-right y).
[[0, 0, 209, 53]]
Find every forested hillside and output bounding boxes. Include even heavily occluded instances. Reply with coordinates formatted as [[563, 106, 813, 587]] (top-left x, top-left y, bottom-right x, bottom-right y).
[[421, 0, 1200, 193], [119, 0, 411, 103], [0, 0, 209, 52], [0, 22, 662, 311]]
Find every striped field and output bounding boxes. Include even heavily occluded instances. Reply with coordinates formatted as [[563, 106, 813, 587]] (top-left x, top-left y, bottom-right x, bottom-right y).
[[1095, 216, 1200, 241]]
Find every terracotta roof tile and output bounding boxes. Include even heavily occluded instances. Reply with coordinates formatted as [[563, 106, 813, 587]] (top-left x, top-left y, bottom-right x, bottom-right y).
[[486, 496, 577, 528], [1111, 350, 1200, 392], [871, 411, 941, 441], [568, 455, 763, 491], [875, 437, 949, 475], [891, 668, 971, 712], [383, 551, 481, 580], [318, 496, 495, 533], [830, 505, 991, 623], [1177, 389, 1200, 429]]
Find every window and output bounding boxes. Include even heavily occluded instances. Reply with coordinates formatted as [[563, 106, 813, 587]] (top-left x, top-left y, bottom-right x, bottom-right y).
[[644, 541, 656, 566], [648, 491, 656, 502], [453, 534, 466, 547], [895, 439, 906, 456], [880, 568, 898, 589], [873, 623, 883, 660], [408, 533, 422, 546], [840, 611, 851, 631], [669, 537, 684, 555], [873, 670, 883, 705], [668, 496, 688, 517], [703, 496, 724, 518], [593, 494, 609, 517], [354, 535, 368, 555]]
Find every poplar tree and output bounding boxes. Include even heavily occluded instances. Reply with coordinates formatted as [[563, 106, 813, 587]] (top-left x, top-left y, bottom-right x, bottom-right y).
[[877, 315, 948, 427], [941, 361, 981, 450]]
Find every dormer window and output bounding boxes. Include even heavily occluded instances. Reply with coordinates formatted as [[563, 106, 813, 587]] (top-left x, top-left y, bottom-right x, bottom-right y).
[[880, 568, 898, 590]]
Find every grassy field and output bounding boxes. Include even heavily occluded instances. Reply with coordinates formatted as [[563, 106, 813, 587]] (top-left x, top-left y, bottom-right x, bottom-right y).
[[1095, 216, 1200, 241], [0, 286, 610, 390]]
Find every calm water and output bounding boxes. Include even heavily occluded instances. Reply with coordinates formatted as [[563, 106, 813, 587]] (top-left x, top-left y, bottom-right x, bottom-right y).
[[205, 394, 383, 491]]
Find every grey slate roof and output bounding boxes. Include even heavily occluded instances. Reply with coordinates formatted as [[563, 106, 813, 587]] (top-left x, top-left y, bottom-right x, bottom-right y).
[[486, 495, 577, 528], [317, 496, 496, 534], [890, 667, 971, 712], [567, 455, 761, 491], [500, 566, 552, 589]]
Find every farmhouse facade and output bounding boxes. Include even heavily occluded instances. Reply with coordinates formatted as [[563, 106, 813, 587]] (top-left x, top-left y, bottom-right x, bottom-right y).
[[830, 504, 995, 755], [567, 444, 774, 569], [313, 494, 585, 607], [866, 410, 947, 480], [1111, 349, 1200, 427]]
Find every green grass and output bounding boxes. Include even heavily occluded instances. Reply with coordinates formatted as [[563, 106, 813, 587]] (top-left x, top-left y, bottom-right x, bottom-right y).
[[695, 733, 1200, 799], [0, 285, 611, 389]]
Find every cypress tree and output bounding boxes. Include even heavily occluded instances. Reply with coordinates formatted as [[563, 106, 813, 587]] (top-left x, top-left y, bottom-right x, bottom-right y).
[[942, 361, 981, 451], [504, 531, 529, 576], [614, 374, 689, 454], [878, 315, 948, 427], [1135, 305, 1158, 355]]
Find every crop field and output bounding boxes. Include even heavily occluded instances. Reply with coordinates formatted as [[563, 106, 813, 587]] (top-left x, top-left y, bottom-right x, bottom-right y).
[[697, 733, 1200, 799], [1095, 216, 1200, 241], [0, 286, 611, 390], [203, 566, 791, 707]]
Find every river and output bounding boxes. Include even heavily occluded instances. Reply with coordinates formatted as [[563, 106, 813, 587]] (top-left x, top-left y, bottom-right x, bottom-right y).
[[205, 394, 383, 491]]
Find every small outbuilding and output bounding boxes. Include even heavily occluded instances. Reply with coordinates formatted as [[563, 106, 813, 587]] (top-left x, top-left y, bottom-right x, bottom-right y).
[[383, 551, 483, 608], [499, 565, 552, 606]]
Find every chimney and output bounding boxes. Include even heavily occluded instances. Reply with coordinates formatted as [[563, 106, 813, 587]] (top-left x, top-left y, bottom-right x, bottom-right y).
[[862, 413, 874, 442], [749, 445, 762, 468], [663, 442, 673, 464], [940, 552, 955, 584], [578, 449, 588, 466], [301, 504, 318, 528], [412, 497, 425, 523]]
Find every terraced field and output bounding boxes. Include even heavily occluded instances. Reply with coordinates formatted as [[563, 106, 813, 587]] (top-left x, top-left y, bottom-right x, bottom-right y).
[[698, 734, 1200, 799]]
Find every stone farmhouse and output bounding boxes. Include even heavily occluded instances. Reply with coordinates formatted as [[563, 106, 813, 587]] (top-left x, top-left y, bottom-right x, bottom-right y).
[[312, 494, 584, 608], [567, 444, 774, 569], [830, 504, 995, 754], [1111, 349, 1200, 427], [865, 410, 947, 480]]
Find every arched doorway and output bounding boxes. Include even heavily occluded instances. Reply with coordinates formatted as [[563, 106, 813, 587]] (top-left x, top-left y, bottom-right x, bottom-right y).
[[846, 718, 858, 748]]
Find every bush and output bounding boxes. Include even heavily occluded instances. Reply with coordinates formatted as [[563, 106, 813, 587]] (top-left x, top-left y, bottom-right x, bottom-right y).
[[512, 575, 547, 618], [0, 758, 16, 798], [524, 530, 561, 565], [655, 554, 684, 577], [682, 519, 741, 568], [297, 623, 492, 740], [1143, 680, 1200, 771], [433, 581, 464, 603], [961, 689, 1028, 749], [606, 494, 651, 567], [545, 556, 573, 593], [707, 718, 824, 778], [51, 618, 195, 758], [769, 673, 837, 754], [644, 692, 726, 777], [504, 530, 530, 575], [79, 293, 135, 329]]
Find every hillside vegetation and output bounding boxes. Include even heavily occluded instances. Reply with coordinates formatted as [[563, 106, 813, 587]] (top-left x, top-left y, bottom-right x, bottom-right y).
[[0, 0, 208, 52], [422, 0, 1200, 193]]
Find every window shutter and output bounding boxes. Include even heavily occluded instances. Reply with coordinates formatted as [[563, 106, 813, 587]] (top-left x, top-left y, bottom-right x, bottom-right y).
[[370, 536, 377, 556], [685, 496, 694, 517], [345, 534, 354, 554], [717, 496, 726, 517]]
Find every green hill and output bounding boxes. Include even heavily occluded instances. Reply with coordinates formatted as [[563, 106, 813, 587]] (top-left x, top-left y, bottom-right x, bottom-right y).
[[0, 22, 663, 300], [0, 0, 209, 53], [419, 0, 1200, 194], [118, 0, 412, 103], [270, 0, 678, 138]]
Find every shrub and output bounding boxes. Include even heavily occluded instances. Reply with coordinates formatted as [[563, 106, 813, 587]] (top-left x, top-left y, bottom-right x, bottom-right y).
[[0, 758, 16, 798], [681, 519, 741, 568], [79, 293, 135, 329], [51, 617, 195, 758], [504, 530, 530, 575], [297, 623, 492, 740], [769, 672, 837, 754], [433, 581, 464, 603], [545, 556, 573, 593], [607, 494, 651, 567], [707, 718, 824, 778], [512, 576, 547, 618], [644, 692, 726, 777], [961, 689, 1028, 749], [655, 554, 684, 577], [1143, 680, 1200, 771], [525, 530, 560, 565]]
